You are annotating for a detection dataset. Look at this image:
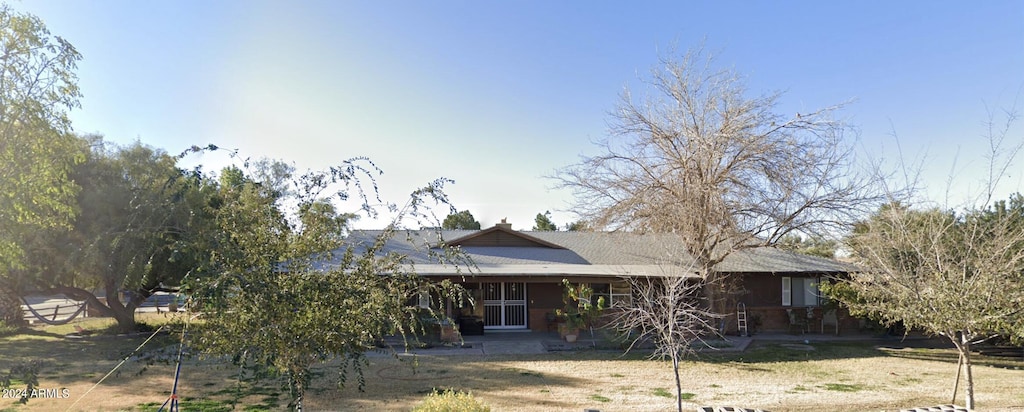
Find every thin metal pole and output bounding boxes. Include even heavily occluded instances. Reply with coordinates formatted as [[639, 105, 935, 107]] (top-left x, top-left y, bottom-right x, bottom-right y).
[[951, 350, 963, 405]]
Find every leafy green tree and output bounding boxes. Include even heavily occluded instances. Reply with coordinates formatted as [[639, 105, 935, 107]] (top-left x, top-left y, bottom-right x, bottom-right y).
[[532, 211, 557, 231], [16, 137, 214, 332], [191, 161, 467, 410], [564, 220, 589, 231], [441, 210, 481, 230], [0, 5, 84, 327], [777, 234, 837, 259], [832, 196, 1024, 409]]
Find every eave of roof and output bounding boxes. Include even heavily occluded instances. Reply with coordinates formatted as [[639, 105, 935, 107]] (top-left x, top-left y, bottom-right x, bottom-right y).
[[411, 263, 699, 278], [341, 227, 856, 275]]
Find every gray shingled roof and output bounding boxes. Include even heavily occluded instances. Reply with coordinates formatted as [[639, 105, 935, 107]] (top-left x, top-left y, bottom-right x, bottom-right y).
[[342, 229, 853, 276]]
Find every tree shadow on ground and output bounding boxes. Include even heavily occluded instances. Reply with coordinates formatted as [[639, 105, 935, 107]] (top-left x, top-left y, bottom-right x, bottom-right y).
[[309, 353, 595, 410], [696, 341, 887, 364], [877, 345, 1024, 371]]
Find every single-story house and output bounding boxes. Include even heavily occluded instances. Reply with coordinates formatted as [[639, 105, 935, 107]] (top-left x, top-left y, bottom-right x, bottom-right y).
[[346, 220, 858, 335]]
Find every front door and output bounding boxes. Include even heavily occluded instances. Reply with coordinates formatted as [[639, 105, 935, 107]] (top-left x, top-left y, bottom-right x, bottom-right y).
[[482, 282, 527, 329]]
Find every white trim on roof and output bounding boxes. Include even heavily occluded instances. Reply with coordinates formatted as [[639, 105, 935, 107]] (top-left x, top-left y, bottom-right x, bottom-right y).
[[410, 264, 700, 278]]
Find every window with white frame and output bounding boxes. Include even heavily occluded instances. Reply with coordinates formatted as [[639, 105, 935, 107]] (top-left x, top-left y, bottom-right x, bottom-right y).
[[781, 276, 820, 307], [592, 281, 633, 307]]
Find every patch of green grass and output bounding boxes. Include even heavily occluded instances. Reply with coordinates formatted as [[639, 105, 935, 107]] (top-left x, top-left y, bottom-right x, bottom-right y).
[[708, 383, 721, 388], [652, 388, 672, 398], [789, 385, 812, 393], [590, 394, 611, 403], [680, 393, 696, 400], [610, 373, 624, 378], [822, 383, 865, 392]]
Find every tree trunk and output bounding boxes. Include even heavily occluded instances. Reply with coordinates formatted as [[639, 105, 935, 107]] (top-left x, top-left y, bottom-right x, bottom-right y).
[[40, 283, 141, 333], [703, 271, 740, 332], [44, 286, 113, 316], [951, 351, 962, 405], [950, 332, 975, 410], [47, 284, 138, 333], [672, 353, 683, 412], [103, 280, 138, 334], [289, 368, 307, 412], [961, 335, 974, 410], [110, 307, 137, 334], [0, 286, 27, 328]]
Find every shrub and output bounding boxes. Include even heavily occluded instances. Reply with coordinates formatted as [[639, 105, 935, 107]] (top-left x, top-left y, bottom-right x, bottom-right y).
[[412, 389, 490, 412], [0, 321, 20, 337]]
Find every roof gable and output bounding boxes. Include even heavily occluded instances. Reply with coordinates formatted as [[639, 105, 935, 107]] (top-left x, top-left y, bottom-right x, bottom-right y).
[[443, 224, 566, 249]]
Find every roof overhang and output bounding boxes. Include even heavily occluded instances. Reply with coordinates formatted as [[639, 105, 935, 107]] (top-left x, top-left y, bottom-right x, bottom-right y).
[[410, 264, 699, 278]]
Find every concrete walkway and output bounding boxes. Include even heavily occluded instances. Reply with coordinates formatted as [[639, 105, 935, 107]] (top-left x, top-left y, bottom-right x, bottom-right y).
[[368, 330, 903, 357]]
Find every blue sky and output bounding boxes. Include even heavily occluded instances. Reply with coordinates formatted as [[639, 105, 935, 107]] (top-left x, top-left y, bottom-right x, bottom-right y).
[[14, 1, 1024, 229]]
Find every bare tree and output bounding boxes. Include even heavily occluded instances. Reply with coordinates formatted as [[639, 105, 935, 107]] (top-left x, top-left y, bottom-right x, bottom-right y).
[[555, 47, 885, 314], [612, 267, 719, 412]]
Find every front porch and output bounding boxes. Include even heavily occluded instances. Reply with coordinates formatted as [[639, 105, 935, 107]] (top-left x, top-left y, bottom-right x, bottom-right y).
[[725, 305, 864, 336], [438, 278, 614, 334]]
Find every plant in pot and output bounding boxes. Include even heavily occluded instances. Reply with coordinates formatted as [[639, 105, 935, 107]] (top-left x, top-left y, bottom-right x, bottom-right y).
[[557, 279, 605, 343], [555, 309, 586, 342]]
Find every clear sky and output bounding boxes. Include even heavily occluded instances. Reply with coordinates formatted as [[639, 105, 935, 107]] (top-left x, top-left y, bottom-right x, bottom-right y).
[[13, 1, 1024, 229]]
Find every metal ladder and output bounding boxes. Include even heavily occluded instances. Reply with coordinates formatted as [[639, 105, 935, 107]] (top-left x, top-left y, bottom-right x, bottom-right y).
[[736, 302, 749, 337]]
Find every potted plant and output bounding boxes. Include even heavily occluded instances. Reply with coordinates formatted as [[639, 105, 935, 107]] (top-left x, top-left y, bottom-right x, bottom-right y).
[[558, 279, 605, 343], [555, 309, 586, 342]]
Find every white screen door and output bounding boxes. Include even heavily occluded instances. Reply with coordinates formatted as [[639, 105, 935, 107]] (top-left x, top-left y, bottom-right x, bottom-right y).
[[482, 282, 527, 329]]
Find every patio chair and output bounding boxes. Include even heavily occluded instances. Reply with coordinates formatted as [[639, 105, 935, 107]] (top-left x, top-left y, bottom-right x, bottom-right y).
[[821, 308, 839, 335], [545, 312, 558, 332], [786, 308, 808, 334]]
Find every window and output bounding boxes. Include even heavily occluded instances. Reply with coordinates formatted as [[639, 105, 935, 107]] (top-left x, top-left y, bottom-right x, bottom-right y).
[[610, 282, 632, 306], [592, 282, 633, 307], [781, 276, 819, 307], [418, 287, 430, 309]]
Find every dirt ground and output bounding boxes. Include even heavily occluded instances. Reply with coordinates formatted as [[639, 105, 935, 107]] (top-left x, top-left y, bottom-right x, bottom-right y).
[[2, 319, 1024, 411], [303, 346, 1024, 412]]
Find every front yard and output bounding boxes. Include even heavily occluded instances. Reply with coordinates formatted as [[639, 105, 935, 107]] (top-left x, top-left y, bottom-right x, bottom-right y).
[[2, 315, 1023, 411]]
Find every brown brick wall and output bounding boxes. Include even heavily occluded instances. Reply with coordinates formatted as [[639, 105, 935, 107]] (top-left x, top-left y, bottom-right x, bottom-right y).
[[527, 283, 562, 331]]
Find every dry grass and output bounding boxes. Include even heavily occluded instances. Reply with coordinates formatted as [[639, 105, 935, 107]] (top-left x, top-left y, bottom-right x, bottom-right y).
[[2, 318, 1023, 411], [306, 344, 1024, 412]]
